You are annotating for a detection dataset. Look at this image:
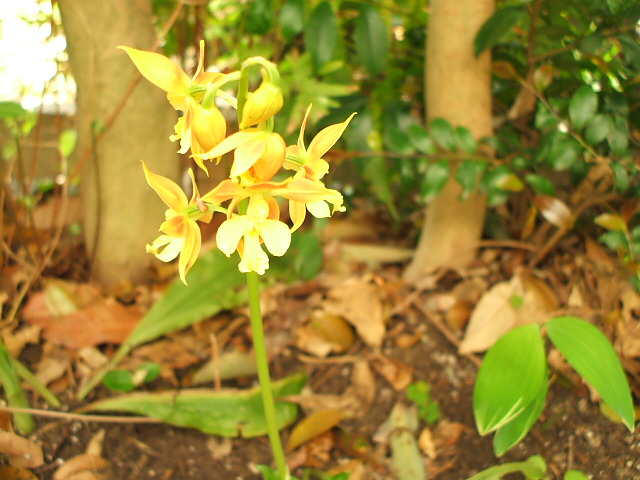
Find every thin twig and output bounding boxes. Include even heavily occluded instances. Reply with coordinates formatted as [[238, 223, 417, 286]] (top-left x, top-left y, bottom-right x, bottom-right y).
[[0, 405, 161, 424]]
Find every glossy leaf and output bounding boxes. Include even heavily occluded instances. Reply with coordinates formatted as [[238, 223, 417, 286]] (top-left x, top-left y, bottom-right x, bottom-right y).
[[421, 160, 450, 202], [306, 1, 338, 71], [455, 126, 477, 154], [569, 86, 598, 131], [608, 115, 629, 156], [354, 4, 388, 76], [474, 324, 546, 435], [474, 6, 525, 56], [546, 316, 634, 432], [84, 373, 307, 437], [429, 118, 457, 151], [584, 113, 612, 145], [278, 0, 305, 41], [493, 378, 548, 456], [547, 134, 582, 171], [525, 173, 556, 196], [407, 124, 436, 154], [386, 127, 415, 155]]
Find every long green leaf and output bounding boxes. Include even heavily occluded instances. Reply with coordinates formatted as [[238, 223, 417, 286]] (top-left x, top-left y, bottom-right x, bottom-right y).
[[354, 4, 388, 76], [568, 86, 598, 132], [474, 6, 526, 57], [474, 324, 546, 435], [0, 341, 34, 434], [305, 1, 338, 71], [546, 316, 634, 432], [83, 373, 307, 437], [466, 455, 547, 480]]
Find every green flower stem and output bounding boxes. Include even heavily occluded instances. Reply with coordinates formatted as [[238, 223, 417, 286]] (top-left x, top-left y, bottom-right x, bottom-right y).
[[246, 271, 288, 479]]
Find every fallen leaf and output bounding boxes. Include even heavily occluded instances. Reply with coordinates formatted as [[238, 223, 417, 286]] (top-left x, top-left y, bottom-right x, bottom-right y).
[[459, 268, 558, 353], [324, 276, 385, 347], [286, 409, 346, 452], [433, 420, 467, 448], [535, 195, 574, 229], [1, 325, 42, 357], [385, 403, 426, 480], [369, 354, 413, 391], [349, 360, 376, 413], [0, 465, 38, 479], [0, 431, 44, 468], [206, 437, 233, 461], [310, 312, 355, 352], [53, 454, 110, 480], [418, 427, 437, 459]]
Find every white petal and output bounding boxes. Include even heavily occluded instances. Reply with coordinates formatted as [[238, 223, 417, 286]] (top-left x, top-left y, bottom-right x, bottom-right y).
[[147, 235, 183, 262], [216, 217, 253, 256], [306, 200, 331, 218], [259, 219, 291, 257], [239, 233, 269, 275]]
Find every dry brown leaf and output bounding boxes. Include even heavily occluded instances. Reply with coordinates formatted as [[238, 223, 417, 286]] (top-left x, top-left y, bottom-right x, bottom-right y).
[[35, 353, 70, 387], [349, 360, 377, 414], [324, 276, 385, 347], [206, 437, 233, 461], [282, 393, 359, 413], [369, 354, 413, 391], [53, 454, 110, 480], [535, 195, 574, 229], [340, 244, 414, 268], [433, 420, 467, 447], [1, 325, 42, 357], [286, 409, 346, 452], [0, 431, 44, 468], [0, 465, 38, 480], [287, 431, 335, 470], [417, 428, 437, 459], [459, 268, 558, 353], [310, 312, 355, 352], [617, 285, 640, 358], [295, 322, 338, 357]]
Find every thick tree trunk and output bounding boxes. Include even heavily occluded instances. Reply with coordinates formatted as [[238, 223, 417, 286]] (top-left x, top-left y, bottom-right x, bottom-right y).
[[404, 0, 495, 282], [59, 0, 179, 287]]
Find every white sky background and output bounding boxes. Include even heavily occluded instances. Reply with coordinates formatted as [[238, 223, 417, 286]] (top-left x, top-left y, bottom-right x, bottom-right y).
[[0, 0, 75, 111]]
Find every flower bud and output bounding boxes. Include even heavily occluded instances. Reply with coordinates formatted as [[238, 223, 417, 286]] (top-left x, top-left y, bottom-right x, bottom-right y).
[[250, 133, 286, 181], [240, 82, 283, 129], [190, 101, 227, 153]]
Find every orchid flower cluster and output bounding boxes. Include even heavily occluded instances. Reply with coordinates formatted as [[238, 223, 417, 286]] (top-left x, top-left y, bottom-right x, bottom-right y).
[[119, 42, 355, 283]]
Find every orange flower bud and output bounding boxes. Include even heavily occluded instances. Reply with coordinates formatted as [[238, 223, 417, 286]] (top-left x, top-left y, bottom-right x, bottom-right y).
[[190, 101, 227, 153], [250, 133, 286, 181], [240, 82, 283, 129]]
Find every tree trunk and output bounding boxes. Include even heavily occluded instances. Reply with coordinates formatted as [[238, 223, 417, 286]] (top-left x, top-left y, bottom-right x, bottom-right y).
[[404, 0, 494, 282], [59, 0, 179, 287]]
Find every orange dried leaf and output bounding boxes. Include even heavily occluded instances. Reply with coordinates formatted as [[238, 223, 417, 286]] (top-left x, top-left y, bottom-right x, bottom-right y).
[[286, 409, 346, 452]]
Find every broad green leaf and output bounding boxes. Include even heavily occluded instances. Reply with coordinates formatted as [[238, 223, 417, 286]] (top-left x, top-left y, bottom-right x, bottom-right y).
[[421, 160, 450, 202], [474, 6, 526, 56], [547, 134, 582, 171], [493, 378, 548, 456], [474, 324, 546, 435], [354, 4, 388, 76], [569, 86, 598, 131], [429, 118, 457, 151], [84, 373, 307, 437], [607, 115, 629, 156], [386, 127, 415, 155], [407, 124, 435, 154], [467, 455, 547, 480], [363, 155, 399, 220], [103, 370, 135, 393], [584, 113, 612, 145], [546, 316, 634, 431], [455, 159, 487, 199], [525, 173, 556, 196], [0, 101, 27, 119], [278, 0, 305, 40], [611, 162, 629, 192], [58, 129, 78, 158], [305, 1, 338, 71], [455, 126, 477, 154], [270, 230, 323, 282], [245, 0, 273, 35], [618, 33, 640, 70]]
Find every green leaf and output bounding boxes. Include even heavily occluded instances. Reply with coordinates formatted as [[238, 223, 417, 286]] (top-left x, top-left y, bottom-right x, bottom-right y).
[[607, 115, 629, 156], [618, 33, 640, 70], [421, 160, 450, 202], [525, 173, 556, 196], [455, 159, 487, 199], [386, 127, 415, 155], [429, 118, 457, 151], [256, 465, 301, 480], [0, 341, 34, 434], [363, 155, 398, 220], [270, 230, 323, 282], [245, 0, 274, 35], [584, 113, 612, 145], [493, 378, 548, 456], [278, 0, 305, 41], [474, 6, 526, 57], [455, 126, 477, 154], [0, 101, 27, 119], [546, 316, 634, 432], [58, 129, 78, 158], [103, 370, 135, 392], [569, 86, 598, 131], [547, 134, 582, 171], [467, 455, 547, 480], [354, 4, 388, 76], [84, 373, 307, 437], [473, 324, 546, 435], [407, 125, 435, 154], [607, 0, 635, 14], [305, 1, 338, 71], [611, 162, 629, 192]]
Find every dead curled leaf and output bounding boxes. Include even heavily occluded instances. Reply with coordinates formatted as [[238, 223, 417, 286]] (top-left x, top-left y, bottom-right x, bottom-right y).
[[286, 409, 346, 452], [369, 354, 413, 391], [0, 431, 44, 468], [53, 454, 110, 480], [323, 275, 385, 347], [0, 465, 38, 480], [459, 267, 558, 354]]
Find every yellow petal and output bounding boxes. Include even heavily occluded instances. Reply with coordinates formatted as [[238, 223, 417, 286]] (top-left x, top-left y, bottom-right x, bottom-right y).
[[297, 105, 312, 151], [146, 235, 183, 262], [216, 216, 253, 256], [142, 161, 188, 212], [306, 200, 331, 218], [200, 179, 247, 205], [238, 232, 269, 275], [307, 112, 356, 160], [231, 138, 266, 177], [288, 200, 307, 233], [197, 130, 264, 160], [178, 220, 201, 285], [118, 46, 190, 96], [259, 219, 291, 257]]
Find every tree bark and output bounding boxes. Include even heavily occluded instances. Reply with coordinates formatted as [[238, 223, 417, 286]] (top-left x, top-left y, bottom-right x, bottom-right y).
[[59, 0, 179, 287], [404, 0, 495, 282]]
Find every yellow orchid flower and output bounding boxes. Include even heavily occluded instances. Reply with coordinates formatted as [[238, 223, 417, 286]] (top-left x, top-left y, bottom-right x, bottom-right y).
[[142, 162, 212, 284], [284, 106, 356, 180], [197, 129, 286, 181], [216, 195, 291, 275]]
